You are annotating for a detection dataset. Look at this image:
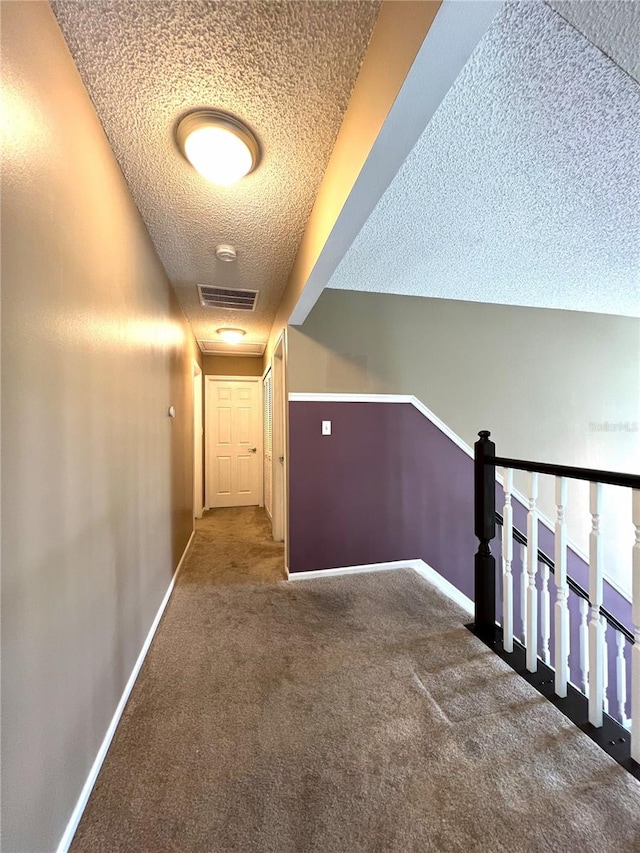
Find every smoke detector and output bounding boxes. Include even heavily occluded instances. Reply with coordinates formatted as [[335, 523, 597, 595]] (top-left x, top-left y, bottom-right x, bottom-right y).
[[215, 244, 237, 263]]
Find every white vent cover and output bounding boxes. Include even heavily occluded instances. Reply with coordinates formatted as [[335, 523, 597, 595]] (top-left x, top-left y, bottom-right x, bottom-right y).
[[198, 340, 266, 356], [197, 285, 258, 310]]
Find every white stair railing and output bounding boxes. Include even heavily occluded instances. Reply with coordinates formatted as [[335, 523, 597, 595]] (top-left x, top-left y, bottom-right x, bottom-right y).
[[520, 543, 527, 645], [588, 482, 605, 727], [474, 431, 639, 773], [579, 597, 590, 697], [632, 490, 640, 763], [502, 468, 514, 653], [525, 472, 539, 673], [541, 562, 551, 666], [554, 476, 569, 697], [616, 630, 629, 728], [603, 625, 610, 716]]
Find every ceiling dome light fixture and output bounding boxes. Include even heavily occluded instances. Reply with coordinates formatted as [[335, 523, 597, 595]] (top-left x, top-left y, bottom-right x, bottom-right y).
[[177, 110, 260, 186], [216, 327, 246, 344]]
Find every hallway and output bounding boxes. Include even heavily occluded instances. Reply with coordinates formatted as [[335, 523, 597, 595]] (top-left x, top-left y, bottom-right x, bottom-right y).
[[184, 508, 286, 586], [68, 563, 640, 852]]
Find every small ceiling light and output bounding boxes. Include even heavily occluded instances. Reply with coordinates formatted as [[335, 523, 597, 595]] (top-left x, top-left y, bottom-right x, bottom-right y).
[[217, 327, 246, 344], [177, 110, 260, 185], [215, 244, 237, 262]]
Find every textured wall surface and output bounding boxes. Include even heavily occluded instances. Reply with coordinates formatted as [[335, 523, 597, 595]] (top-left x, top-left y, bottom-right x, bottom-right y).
[[1, 4, 199, 850], [51, 0, 380, 350], [288, 288, 640, 596], [328, 0, 640, 317]]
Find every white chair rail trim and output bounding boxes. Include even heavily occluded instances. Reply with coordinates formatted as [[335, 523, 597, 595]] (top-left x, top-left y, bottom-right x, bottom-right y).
[[56, 529, 196, 853], [288, 392, 630, 603]]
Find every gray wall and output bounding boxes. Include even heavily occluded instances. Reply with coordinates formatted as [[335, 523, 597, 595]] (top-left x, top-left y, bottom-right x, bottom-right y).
[[1, 3, 200, 850], [289, 289, 640, 594]]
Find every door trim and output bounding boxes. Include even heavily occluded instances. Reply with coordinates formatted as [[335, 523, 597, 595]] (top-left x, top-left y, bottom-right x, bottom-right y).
[[262, 366, 273, 520], [265, 330, 289, 574], [193, 360, 204, 520]]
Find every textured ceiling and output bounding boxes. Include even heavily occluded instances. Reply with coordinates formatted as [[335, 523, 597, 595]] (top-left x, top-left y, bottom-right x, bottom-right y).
[[52, 0, 380, 349], [328, 0, 640, 318], [548, 0, 640, 81]]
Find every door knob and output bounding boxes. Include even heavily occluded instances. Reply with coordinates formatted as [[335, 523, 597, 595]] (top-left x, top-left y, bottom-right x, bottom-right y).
[[249, 447, 257, 453]]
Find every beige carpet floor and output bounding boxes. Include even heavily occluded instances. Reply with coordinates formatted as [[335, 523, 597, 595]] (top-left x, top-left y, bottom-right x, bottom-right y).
[[70, 568, 640, 852], [182, 506, 285, 585]]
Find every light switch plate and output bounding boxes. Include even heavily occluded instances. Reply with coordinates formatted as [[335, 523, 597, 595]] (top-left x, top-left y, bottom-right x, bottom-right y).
[[322, 420, 331, 436]]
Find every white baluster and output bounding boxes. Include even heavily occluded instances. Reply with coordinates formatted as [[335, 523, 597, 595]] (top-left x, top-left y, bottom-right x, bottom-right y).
[[521, 543, 528, 645], [502, 468, 514, 653], [588, 482, 605, 727], [526, 472, 539, 672], [541, 562, 550, 665], [554, 477, 570, 697], [616, 630, 629, 728], [579, 597, 589, 696], [603, 626, 609, 716], [631, 490, 640, 762]]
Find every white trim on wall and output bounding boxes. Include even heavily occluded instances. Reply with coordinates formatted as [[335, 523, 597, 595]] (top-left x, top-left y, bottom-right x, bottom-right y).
[[56, 530, 195, 853], [289, 558, 474, 615], [289, 392, 473, 457], [287, 391, 627, 601], [289, 559, 415, 580], [411, 559, 474, 614]]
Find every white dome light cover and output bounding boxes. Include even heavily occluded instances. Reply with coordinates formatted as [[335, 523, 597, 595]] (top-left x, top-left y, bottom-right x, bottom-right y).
[[177, 110, 260, 186], [216, 327, 246, 344]]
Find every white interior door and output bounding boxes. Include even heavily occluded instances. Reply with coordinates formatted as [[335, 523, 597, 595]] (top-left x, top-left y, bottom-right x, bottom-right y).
[[205, 377, 262, 508]]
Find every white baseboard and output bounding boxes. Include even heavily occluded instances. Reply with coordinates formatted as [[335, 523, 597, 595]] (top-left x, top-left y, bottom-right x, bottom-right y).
[[288, 559, 415, 581], [288, 557, 474, 616], [56, 529, 195, 853], [410, 559, 474, 615]]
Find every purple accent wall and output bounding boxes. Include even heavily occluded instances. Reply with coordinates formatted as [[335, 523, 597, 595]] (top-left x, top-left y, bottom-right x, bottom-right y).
[[289, 402, 476, 597], [289, 400, 633, 722]]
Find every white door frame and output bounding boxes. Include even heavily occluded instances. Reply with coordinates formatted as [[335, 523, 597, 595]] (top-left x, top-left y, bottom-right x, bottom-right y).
[[193, 360, 204, 519], [204, 375, 263, 510], [263, 366, 273, 520], [269, 331, 289, 571]]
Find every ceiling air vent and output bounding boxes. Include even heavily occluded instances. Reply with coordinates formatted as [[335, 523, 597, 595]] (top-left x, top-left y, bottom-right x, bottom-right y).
[[197, 285, 258, 311]]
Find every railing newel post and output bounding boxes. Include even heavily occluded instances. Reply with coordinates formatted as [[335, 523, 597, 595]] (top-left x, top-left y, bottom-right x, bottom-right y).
[[474, 430, 496, 640]]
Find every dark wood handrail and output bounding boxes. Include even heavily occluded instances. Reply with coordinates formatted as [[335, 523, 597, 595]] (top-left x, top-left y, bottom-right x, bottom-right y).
[[495, 512, 634, 644], [488, 456, 640, 490], [473, 431, 638, 639]]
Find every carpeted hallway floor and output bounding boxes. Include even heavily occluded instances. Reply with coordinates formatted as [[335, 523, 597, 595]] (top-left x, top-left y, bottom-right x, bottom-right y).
[[183, 506, 286, 585], [70, 565, 640, 852]]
